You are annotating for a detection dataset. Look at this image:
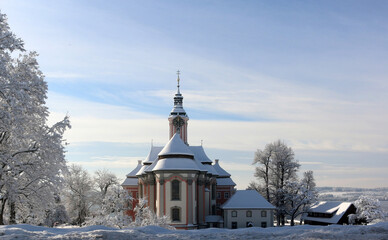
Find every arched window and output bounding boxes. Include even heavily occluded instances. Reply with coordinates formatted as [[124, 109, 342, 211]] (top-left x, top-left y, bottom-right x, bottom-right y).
[[171, 180, 180, 200], [171, 207, 180, 222]]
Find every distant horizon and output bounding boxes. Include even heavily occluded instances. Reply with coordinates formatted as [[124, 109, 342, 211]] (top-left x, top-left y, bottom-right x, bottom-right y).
[[2, 0, 387, 189]]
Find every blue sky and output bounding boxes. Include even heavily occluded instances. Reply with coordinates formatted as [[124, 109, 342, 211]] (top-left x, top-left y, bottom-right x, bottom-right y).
[[2, 0, 388, 188]]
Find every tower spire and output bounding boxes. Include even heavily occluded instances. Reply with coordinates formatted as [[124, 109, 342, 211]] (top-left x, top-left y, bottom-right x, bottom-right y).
[[169, 71, 189, 144]]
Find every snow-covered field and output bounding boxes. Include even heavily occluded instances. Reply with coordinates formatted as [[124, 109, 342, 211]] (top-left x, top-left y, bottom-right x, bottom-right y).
[[1, 222, 388, 240]]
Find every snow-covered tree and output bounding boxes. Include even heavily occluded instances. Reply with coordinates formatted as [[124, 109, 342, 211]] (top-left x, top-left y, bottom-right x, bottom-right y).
[[0, 11, 70, 225], [349, 195, 385, 225], [43, 194, 70, 227], [252, 140, 300, 226], [252, 145, 274, 202], [63, 164, 94, 226], [94, 169, 118, 198], [131, 198, 173, 229], [281, 177, 317, 226]]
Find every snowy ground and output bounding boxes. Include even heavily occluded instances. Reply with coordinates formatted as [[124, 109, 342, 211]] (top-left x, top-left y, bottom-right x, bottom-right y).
[[1, 222, 388, 240]]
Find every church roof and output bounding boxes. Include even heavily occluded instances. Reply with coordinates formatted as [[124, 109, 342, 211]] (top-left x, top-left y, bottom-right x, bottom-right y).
[[126, 160, 143, 177], [152, 157, 201, 171], [216, 177, 236, 186], [221, 190, 275, 209], [135, 164, 149, 176], [158, 133, 194, 157], [213, 159, 231, 177], [143, 146, 164, 164], [121, 177, 138, 186], [203, 164, 219, 176], [190, 146, 213, 163], [146, 133, 202, 172]]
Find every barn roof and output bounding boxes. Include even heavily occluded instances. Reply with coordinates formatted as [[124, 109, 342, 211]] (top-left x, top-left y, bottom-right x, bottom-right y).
[[302, 201, 355, 224]]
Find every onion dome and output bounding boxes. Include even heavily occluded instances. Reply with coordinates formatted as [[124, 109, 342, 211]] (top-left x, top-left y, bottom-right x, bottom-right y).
[[170, 71, 188, 117]]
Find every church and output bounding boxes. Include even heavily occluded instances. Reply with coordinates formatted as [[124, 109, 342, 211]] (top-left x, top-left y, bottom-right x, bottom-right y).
[[121, 73, 274, 229], [122, 73, 236, 229]]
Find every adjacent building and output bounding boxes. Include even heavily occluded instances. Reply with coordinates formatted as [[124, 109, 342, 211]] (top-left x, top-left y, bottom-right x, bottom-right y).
[[301, 201, 356, 225], [221, 190, 275, 229]]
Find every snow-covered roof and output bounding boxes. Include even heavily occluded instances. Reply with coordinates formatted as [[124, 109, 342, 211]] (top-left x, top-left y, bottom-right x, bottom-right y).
[[152, 158, 201, 171], [221, 190, 275, 209], [203, 164, 219, 176], [189, 146, 212, 163], [158, 133, 194, 157], [302, 201, 355, 224], [216, 177, 236, 186], [213, 159, 231, 177], [126, 160, 143, 177], [121, 177, 138, 186], [143, 146, 163, 164], [136, 164, 149, 176], [143, 133, 202, 172]]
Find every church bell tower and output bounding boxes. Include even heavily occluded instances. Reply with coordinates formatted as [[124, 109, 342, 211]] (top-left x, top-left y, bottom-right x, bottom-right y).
[[168, 71, 189, 144]]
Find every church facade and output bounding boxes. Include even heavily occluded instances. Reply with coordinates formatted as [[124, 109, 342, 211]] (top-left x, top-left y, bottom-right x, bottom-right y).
[[122, 74, 236, 229]]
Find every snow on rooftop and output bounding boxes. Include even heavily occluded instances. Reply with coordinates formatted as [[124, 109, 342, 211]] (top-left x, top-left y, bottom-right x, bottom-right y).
[[136, 164, 149, 176], [121, 177, 138, 186], [152, 158, 201, 171], [203, 164, 219, 176], [126, 160, 143, 177], [216, 177, 236, 186], [189, 146, 212, 163], [221, 190, 275, 209], [213, 159, 231, 177], [308, 201, 350, 214], [158, 133, 194, 157], [143, 146, 163, 164], [302, 201, 355, 224]]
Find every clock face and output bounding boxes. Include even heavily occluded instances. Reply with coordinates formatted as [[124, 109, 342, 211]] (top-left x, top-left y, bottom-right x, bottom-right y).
[[173, 117, 185, 128]]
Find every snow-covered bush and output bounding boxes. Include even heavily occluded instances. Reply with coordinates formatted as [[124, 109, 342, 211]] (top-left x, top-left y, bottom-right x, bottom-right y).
[[131, 198, 174, 230], [84, 184, 133, 229], [350, 195, 385, 225]]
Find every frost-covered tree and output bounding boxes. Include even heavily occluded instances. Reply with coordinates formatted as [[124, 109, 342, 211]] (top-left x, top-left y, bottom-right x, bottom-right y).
[[252, 145, 274, 202], [301, 170, 316, 192], [0, 11, 70, 225], [252, 140, 300, 226], [63, 164, 94, 226], [282, 177, 317, 226], [349, 195, 385, 225], [94, 169, 118, 198], [85, 184, 132, 229]]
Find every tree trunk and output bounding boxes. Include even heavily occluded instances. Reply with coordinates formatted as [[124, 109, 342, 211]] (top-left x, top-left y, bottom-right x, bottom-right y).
[[0, 198, 7, 225], [9, 200, 16, 224]]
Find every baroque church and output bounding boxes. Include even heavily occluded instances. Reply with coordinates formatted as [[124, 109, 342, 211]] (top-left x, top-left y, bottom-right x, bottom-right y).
[[121, 74, 236, 229]]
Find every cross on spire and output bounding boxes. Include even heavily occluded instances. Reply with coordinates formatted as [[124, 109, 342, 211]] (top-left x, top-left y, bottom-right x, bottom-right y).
[[176, 70, 180, 88]]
